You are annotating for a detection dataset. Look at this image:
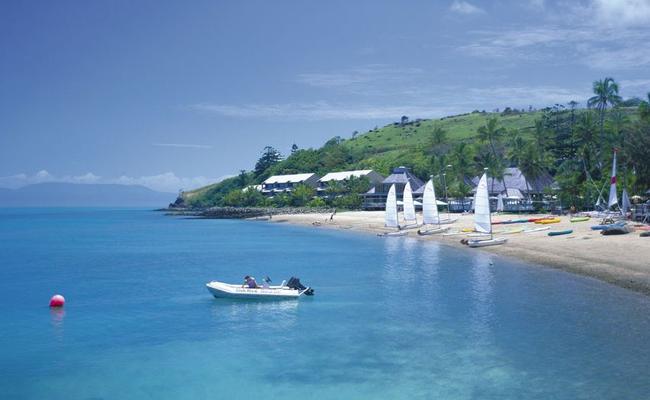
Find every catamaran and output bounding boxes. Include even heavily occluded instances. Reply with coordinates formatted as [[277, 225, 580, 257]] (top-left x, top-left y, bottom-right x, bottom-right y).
[[417, 179, 450, 235], [378, 184, 408, 237], [401, 181, 419, 229], [467, 172, 507, 248]]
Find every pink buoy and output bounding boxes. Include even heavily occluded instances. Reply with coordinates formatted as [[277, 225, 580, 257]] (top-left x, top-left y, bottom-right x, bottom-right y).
[[49, 294, 65, 308]]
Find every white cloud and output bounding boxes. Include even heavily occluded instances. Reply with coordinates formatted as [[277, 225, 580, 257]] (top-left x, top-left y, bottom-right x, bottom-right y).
[[153, 143, 213, 149], [449, 1, 485, 14], [591, 0, 650, 27], [0, 171, 225, 193], [190, 101, 461, 121], [296, 64, 423, 88], [458, 23, 650, 70], [70, 172, 101, 184]]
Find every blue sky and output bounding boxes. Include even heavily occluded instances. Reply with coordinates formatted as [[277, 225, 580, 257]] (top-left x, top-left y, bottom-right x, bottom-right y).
[[1, 0, 649, 192]]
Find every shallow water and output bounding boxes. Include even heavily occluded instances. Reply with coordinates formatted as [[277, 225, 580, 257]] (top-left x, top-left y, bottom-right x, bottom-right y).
[[1, 208, 649, 399]]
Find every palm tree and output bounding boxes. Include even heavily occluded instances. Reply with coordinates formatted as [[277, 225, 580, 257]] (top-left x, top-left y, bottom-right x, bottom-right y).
[[519, 144, 548, 200], [507, 130, 528, 167], [587, 77, 622, 166], [475, 145, 506, 195], [450, 142, 473, 183], [477, 117, 505, 160]]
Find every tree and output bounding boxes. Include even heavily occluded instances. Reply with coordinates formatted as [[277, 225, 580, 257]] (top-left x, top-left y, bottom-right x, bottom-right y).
[[254, 146, 282, 177], [431, 125, 447, 147], [236, 170, 249, 187], [449, 142, 474, 185], [519, 143, 548, 200], [507, 130, 528, 167], [640, 92, 650, 122], [400, 115, 409, 125], [477, 117, 505, 161], [291, 184, 315, 207], [587, 77, 622, 166], [291, 143, 299, 154]]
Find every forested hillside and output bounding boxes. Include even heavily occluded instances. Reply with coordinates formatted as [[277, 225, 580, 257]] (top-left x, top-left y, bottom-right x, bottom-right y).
[[177, 78, 650, 211]]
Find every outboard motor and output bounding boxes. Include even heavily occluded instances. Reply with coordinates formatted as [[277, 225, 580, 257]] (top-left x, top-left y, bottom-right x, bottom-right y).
[[287, 277, 314, 296]]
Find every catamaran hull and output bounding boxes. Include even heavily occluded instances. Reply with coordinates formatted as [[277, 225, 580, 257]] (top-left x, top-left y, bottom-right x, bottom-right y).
[[378, 231, 408, 237], [417, 226, 450, 235], [437, 218, 458, 225], [467, 237, 507, 247], [206, 282, 303, 300]]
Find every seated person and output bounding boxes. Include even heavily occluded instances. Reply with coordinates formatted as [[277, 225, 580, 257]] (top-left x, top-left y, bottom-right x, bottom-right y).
[[243, 275, 258, 288]]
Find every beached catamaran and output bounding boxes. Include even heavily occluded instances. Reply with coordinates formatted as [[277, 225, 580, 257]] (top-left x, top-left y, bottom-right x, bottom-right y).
[[467, 172, 507, 247], [418, 179, 449, 235], [378, 184, 407, 237], [401, 181, 419, 228]]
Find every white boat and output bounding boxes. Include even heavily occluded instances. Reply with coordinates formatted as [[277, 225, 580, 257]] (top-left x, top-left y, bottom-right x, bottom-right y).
[[378, 184, 406, 237], [206, 277, 313, 300], [402, 181, 418, 226], [468, 237, 507, 247], [437, 217, 458, 225], [418, 226, 450, 235], [417, 179, 449, 235], [523, 226, 550, 233], [466, 172, 507, 248], [467, 232, 491, 238]]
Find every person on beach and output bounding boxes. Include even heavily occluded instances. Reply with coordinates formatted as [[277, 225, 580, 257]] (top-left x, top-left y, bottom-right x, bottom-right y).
[[243, 275, 258, 288]]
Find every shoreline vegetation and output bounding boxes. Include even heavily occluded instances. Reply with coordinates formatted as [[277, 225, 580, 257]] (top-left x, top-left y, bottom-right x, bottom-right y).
[[174, 78, 650, 212]]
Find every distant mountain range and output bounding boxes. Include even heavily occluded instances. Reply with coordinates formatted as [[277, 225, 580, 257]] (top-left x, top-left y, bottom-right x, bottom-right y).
[[0, 183, 175, 207]]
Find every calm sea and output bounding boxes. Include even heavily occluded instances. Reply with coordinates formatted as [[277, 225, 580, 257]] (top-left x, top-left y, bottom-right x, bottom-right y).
[[1, 208, 650, 399]]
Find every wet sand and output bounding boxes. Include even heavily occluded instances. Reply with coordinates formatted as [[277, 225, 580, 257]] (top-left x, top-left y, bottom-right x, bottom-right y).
[[262, 211, 650, 295]]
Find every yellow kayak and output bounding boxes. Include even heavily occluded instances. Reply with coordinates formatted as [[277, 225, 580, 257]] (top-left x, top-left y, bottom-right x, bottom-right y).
[[535, 218, 561, 224], [570, 217, 590, 223]]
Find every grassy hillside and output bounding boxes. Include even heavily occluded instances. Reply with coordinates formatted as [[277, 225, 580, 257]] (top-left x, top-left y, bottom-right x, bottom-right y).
[[179, 104, 648, 209], [345, 111, 539, 155]]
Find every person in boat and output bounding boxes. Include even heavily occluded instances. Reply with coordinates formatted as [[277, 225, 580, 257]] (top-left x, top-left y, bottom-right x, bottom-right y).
[[243, 275, 258, 288]]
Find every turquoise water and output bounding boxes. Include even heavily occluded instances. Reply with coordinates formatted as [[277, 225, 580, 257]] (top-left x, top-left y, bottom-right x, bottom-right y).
[[1, 209, 650, 399]]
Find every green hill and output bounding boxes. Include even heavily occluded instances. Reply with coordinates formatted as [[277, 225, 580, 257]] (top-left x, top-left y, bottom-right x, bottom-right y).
[[177, 103, 648, 210]]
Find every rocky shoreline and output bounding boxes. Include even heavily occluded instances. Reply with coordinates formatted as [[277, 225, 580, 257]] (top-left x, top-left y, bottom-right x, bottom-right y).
[[162, 206, 334, 219]]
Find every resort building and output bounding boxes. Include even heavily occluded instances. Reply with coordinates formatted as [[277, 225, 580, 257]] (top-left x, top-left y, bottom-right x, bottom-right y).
[[363, 166, 424, 210], [467, 167, 557, 198], [317, 170, 385, 196], [261, 173, 320, 196]]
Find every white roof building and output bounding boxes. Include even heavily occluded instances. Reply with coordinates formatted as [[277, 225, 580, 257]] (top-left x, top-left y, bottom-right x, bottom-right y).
[[261, 173, 320, 195], [263, 173, 318, 185], [319, 170, 382, 182]]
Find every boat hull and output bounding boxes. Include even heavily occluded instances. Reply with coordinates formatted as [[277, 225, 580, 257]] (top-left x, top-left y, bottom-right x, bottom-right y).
[[206, 282, 302, 300], [467, 237, 507, 247], [378, 230, 408, 237], [417, 226, 450, 235]]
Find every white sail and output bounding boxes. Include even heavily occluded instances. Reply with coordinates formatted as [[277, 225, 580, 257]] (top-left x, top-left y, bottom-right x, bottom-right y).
[[422, 179, 439, 225], [608, 150, 618, 208], [474, 173, 491, 234], [384, 184, 399, 228], [402, 181, 417, 223], [496, 193, 504, 212], [621, 189, 631, 215]]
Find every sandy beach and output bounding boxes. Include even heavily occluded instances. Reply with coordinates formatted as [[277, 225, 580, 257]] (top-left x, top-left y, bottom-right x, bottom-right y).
[[264, 211, 650, 295]]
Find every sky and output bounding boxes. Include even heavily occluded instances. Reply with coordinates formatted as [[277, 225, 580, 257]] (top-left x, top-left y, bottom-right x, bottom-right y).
[[1, 0, 649, 193]]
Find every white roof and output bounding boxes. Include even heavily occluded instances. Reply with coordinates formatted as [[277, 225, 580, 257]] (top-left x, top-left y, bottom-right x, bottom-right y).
[[263, 173, 316, 184], [319, 170, 374, 182]]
